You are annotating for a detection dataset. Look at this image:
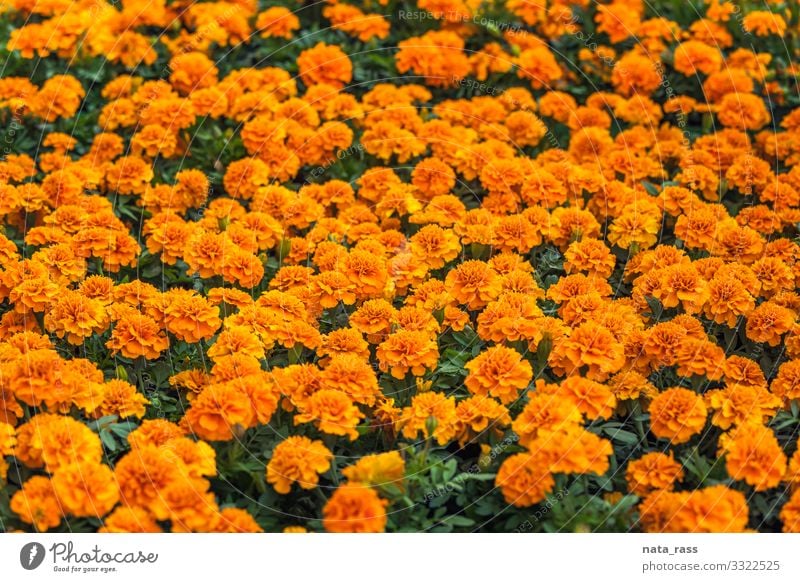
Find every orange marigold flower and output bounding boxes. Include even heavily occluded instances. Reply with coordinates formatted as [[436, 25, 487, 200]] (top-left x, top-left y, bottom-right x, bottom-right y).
[[550, 321, 625, 381], [550, 376, 617, 421], [106, 312, 169, 360], [607, 208, 661, 250], [207, 326, 265, 361], [454, 396, 512, 446], [344, 249, 388, 299], [324, 4, 390, 42], [746, 301, 795, 347], [724, 355, 767, 388], [410, 224, 461, 269], [626, 452, 684, 496], [10, 476, 63, 531], [257, 6, 300, 39], [221, 247, 265, 289], [210, 507, 264, 533], [703, 275, 755, 327], [607, 371, 658, 401], [294, 389, 364, 441], [412, 157, 456, 199], [640, 485, 748, 532], [717, 92, 771, 131], [516, 45, 562, 89], [652, 264, 708, 314], [100, 506, 162, 533], [742, 11, 787, 37], [342, 451, 405, 488], [648, 387, 708, 444], [323, 483, 388, 533], [164, 292, 222, 343], [318, 328, 370, 364], [512, 388, 583, 449], [536, 428, 613, 476], [266, 436, 332, 494], [771, 360, 800, 402], [400, 391, 458, 446], [673, 40, 723, 76], [52, 462, 119, 518], [310, 271, 357, 309], [724, 424, 787, 491], [563, 238, 616, 278], [675, 339, 726, 380], [781, 489, 800, 532], [464, 345, 532, 404], [96, 379, 149, 419], [376, 330, 439, 379], [445, 260, 502, 310], [611, 54, 663, 97], [114, 446, 181, 510], [126, 419, 185, 451], [181, 383, 255, 441], [297, 42, 352, 89], [706, 383, 780, 429], [496, 452, 554, 507], [321, 353, 381, 406], [43, 289, 109, 345]]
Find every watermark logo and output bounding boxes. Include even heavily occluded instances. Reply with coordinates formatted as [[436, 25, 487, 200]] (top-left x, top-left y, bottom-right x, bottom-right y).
[[20, 542, 46, 570]]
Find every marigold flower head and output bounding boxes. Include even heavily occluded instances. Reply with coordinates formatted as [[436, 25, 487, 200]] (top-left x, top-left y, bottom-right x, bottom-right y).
[[496, 452, 555, 507], [400, 391, 458, 446], [342, 451, 405, 489], [181, 382, 255, 441], [267, 436, 332, 494], [376, 330, 439, 380], [320, 353, 381, 406], [96, 379, 150, 419], [10, 476, 63, 531], [445, 260, 502, 310], [52, 462, 119, 518], [706, 382, 780, 430], [100, 506, 162, 533], [323, 483, 388, 533], [724, 423, 787, 491], [294, 389, 364, 441], [163, 291, 222, 343], [626, 452, 684, 496], [550, 321, 626, 381], [648, 387, 708, 444], [106, 312, 169, 360], [639, 485, 748, 532], [257, 6, 300, 39], [464, 345, 532, 405], [297, 42, 353, 89], [454, 396, 512, 446]]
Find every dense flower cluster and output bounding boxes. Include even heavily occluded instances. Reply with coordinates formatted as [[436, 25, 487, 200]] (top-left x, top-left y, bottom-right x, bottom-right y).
[[1, 0, 800, 533]]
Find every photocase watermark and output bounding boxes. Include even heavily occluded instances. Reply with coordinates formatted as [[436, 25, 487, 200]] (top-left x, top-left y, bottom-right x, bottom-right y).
[[513, 488, 570, 532], [731, 3, 753, 36], [452, 77, 503, 97], [20, 542, 46, 570], [1, 92, 29, 161], [19, 541, 159, 574], [449, 75, 559, 148], [398, 10, 524, 33], [156, 4, 242, 82], [303, 142, 365, 185], [48, 541, 157, 574], [563, 13, 616, 68], [422, 434, 519, 502]]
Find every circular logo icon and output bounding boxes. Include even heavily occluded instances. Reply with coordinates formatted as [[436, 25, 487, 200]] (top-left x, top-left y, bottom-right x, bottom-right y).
[[20, 542, 46, 570]]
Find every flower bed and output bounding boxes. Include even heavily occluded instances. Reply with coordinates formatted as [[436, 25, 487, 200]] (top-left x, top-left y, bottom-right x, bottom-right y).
[[1, 0, 800, 533]]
